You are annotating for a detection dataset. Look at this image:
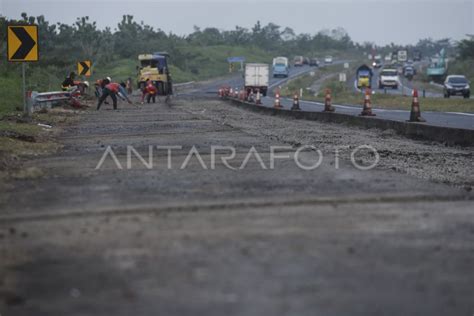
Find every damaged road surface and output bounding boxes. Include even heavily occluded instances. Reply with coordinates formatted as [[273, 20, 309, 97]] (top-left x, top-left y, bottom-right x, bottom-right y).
[[0, 96, 473, 316]]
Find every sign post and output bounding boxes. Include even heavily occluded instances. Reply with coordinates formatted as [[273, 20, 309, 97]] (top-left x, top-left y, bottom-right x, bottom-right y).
[[22, 64, 26, 112], [7, 25, 39, 114]]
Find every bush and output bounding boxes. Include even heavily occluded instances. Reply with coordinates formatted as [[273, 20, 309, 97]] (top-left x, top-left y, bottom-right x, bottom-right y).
[[449, 58, 474, 83]]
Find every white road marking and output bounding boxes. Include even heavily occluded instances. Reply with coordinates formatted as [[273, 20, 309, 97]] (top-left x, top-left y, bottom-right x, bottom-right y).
[[446, 112, 474, 117]]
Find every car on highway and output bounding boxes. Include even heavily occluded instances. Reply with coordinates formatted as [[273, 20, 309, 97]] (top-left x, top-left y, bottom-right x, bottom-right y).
[[403, 65, 415, 80], [309, 58, 319, 66], [272, 57, 289, 78], [378, 68, 400, 89], [443, 75, 470, 98], [390, 62, 403, 75], [293, 56, 304, 67], [372, 59, 382, 68], [324, 56, 333, 64]]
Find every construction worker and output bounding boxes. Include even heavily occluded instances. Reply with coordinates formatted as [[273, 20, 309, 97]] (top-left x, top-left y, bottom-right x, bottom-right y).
[[126, 77, 133, 95], [141, 80, 158, 104], [61, 72, 76, 91], [94, 77, 111, 98], [97, 82, 133, 110], [76, 81, 89, 95]]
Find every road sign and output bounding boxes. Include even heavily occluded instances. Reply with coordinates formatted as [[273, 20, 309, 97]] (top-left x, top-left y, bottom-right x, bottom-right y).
[[227, 56, 245, 72], [227, 57, 245, 63], [7, 25, 39, 62], [339, 73, 347, 82], [78, 61, 92, 76], [397, 50, 408, 62], [344, 63, 349, 69]]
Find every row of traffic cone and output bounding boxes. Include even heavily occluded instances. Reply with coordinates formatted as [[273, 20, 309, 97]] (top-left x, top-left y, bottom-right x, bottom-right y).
[[219, 86, 425, 122], [359, 88, 425, 122]]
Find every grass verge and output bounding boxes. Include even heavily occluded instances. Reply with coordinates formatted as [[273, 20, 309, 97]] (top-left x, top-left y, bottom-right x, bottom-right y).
[[0, 109, 78, 181]]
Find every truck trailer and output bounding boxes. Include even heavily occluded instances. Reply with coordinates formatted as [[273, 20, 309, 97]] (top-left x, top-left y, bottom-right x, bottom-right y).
[[245, 63, 269, 97]]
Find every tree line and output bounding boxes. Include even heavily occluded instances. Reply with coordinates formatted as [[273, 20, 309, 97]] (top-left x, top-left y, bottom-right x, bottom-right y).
[[0, 14, 355, 70], [1, 13, 472, 76]]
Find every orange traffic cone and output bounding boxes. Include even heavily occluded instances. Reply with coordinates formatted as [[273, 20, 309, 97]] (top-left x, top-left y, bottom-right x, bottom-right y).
[[291, 92, 301, 110], [360, 88, 376, 116], [274, 89, 282, 108], [322, 88, 335, 112], [408, 89, 426, 122], [256, 90, 262, 105]]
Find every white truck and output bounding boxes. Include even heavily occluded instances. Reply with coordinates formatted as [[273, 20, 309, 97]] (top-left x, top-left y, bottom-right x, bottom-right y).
[[378, 68, 400, 89], [244, 63, 269, 96]]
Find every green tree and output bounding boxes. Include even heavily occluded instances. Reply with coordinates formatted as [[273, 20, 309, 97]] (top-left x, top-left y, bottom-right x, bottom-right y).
[[458, 39, 474, 59]]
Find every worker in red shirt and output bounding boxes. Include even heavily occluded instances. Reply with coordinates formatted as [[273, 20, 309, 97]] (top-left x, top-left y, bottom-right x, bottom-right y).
[[141, 81, 158, 104], [94, 77, 111, 98], [97, 82, 133, 110]]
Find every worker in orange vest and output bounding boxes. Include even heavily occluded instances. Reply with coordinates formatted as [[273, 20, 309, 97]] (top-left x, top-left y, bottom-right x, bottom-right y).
[[97, 82, 132, 110], [141, 81, 158, 104]]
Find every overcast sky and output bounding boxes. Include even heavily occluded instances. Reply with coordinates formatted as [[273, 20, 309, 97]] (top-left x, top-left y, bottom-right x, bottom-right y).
[[1, 0, 473, 45]]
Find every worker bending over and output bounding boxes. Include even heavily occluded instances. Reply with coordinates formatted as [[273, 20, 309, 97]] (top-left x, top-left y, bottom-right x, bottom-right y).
[[97, 82, 133, 110], [94, 77, 111, 98]]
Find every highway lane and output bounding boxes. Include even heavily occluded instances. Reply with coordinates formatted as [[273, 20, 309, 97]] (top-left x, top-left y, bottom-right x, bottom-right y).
[[198, 60, 350, 95], [200, 64, 318, 94], [268, 60, 349, 90], [350, 62, 443, 98], [189, 59, 473, 130], [252, 94, 474, 130]]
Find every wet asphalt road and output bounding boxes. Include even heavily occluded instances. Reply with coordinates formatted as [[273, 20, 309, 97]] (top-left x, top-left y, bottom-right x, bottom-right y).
[[200, 63, 325, 95], [1, 78, 473, 315], [252, 94, 474, 130], [202, 60, 473, 130]]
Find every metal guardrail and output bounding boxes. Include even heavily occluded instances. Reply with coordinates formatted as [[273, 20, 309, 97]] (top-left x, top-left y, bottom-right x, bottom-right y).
[[27, 90, 75, 113], [173, 81, 195, 91]]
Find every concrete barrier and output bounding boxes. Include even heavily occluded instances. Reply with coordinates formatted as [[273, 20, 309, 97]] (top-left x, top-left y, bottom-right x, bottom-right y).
[[225, 98, 474, 147]]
